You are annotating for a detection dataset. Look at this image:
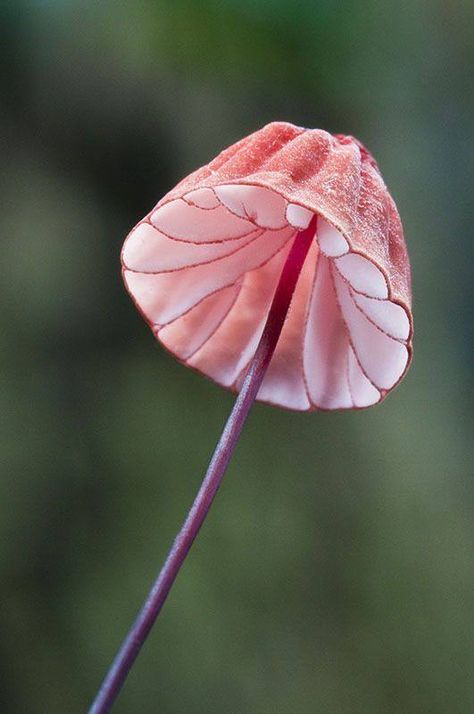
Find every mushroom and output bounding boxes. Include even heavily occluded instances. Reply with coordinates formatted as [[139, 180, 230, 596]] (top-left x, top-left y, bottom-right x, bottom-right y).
[[90, 122, 412, 713]]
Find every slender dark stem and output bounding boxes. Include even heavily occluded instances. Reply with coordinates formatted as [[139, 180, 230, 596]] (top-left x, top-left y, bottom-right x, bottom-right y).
[[89, 216, 317, 714]]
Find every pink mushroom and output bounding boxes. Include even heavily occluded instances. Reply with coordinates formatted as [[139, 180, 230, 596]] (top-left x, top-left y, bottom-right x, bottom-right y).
[[122, 122, 411, 409], [91, 122, 412, 713]]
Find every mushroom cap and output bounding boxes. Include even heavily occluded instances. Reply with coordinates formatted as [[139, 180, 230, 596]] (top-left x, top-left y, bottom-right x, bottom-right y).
[[122, 122, 413, 411]]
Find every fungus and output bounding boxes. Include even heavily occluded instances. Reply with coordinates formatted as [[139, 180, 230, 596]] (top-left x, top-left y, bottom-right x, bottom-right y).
[[90, 122, 412, 713]]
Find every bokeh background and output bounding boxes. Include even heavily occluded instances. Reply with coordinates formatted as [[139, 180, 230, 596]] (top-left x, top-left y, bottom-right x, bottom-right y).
[[1, 1, 473, 712]]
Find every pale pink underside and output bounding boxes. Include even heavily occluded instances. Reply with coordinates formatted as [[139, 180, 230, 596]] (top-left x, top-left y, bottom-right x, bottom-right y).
[[122, 185, 411, 410]]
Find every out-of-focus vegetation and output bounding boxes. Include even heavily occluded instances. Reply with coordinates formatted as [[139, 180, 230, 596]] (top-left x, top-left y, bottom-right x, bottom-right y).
[[1, 1, 473, 712]]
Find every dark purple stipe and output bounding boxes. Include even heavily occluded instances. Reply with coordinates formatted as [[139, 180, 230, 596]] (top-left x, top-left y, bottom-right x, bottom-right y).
[[89, 215, 317, 714]]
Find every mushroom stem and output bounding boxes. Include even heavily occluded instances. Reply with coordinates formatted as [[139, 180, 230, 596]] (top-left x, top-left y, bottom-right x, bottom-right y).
[[89, 216, 317, 714]]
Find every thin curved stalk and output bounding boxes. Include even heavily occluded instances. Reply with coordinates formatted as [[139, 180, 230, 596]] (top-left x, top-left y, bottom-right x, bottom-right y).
[[89, 216, 317, 714]]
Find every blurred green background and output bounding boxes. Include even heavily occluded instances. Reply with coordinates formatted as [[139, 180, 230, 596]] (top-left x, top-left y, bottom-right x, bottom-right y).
[[1, 1, 473, 712]]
